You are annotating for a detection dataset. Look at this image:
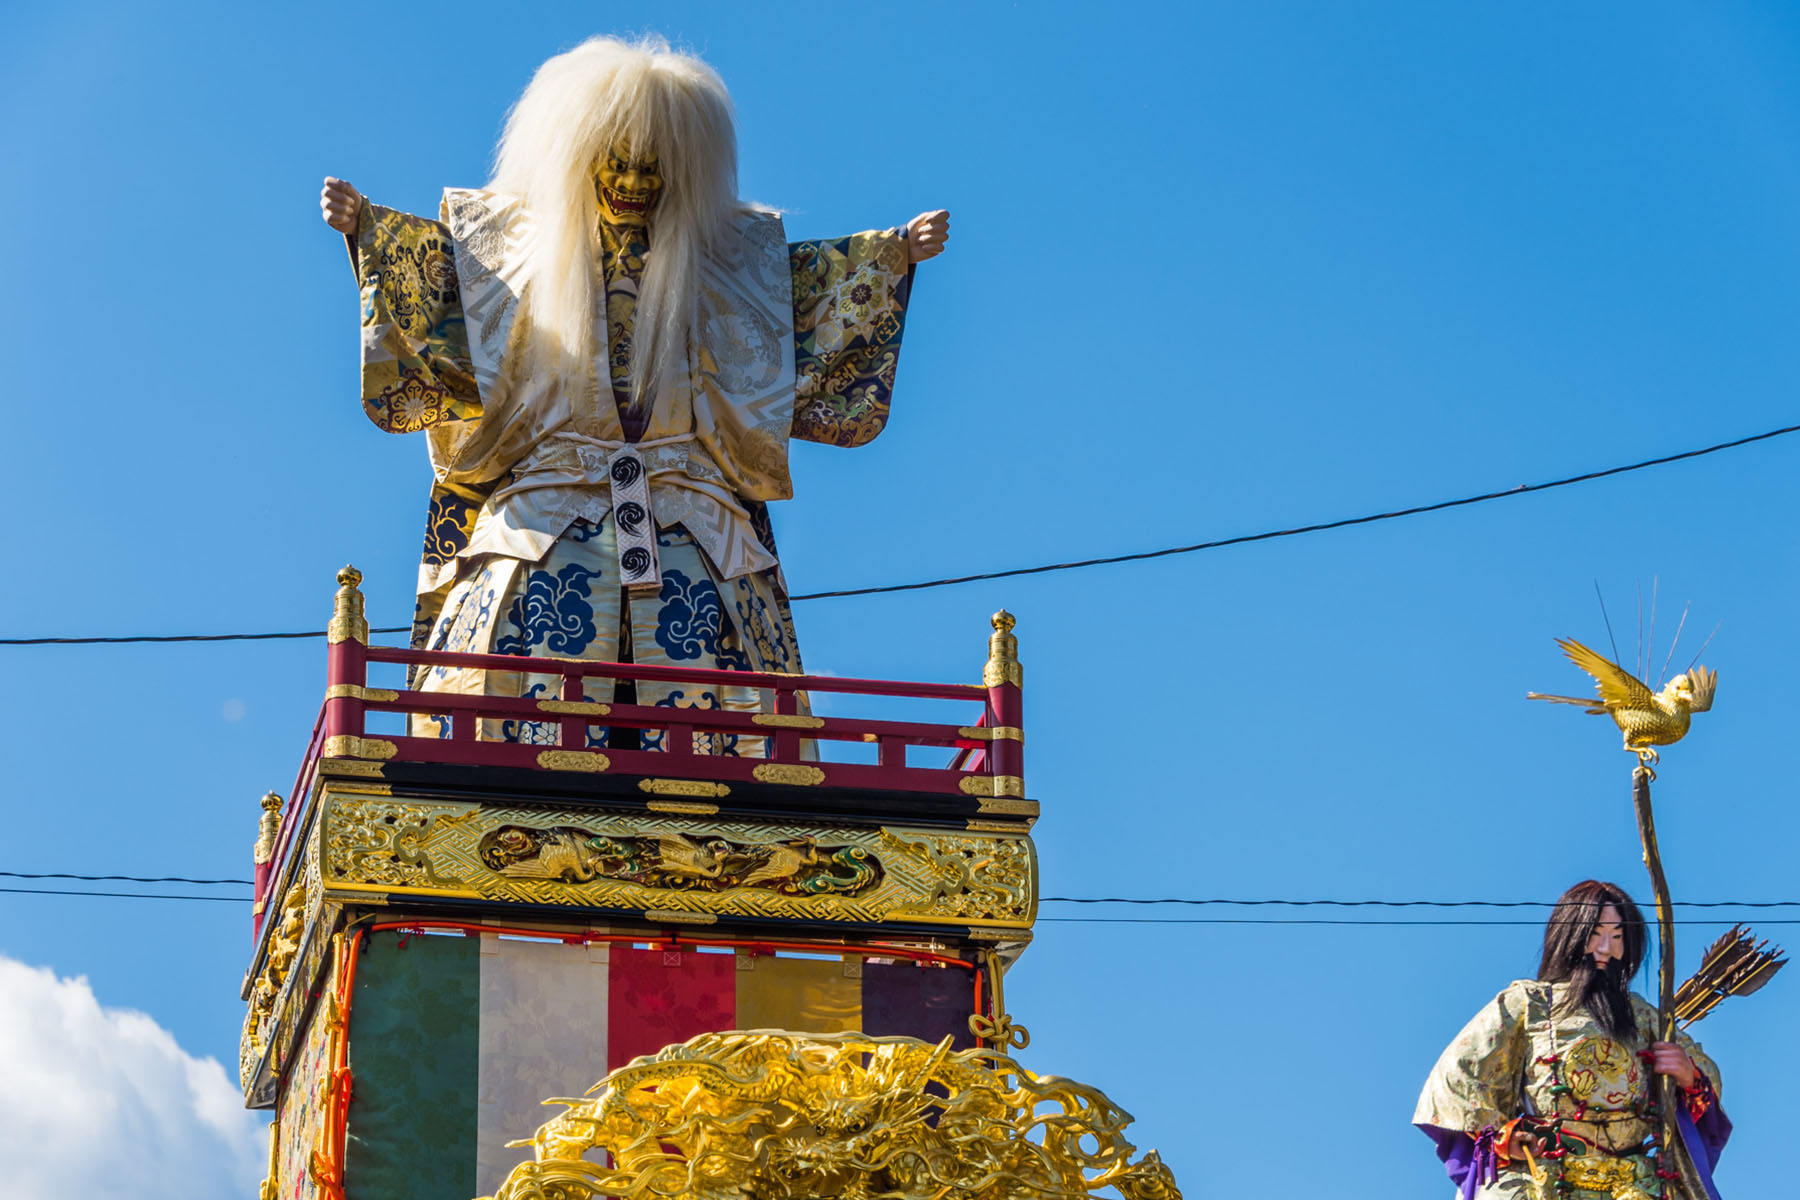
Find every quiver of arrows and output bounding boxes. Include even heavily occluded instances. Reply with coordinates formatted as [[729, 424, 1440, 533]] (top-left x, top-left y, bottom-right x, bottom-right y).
[[1674, 925, 1787, 1026]]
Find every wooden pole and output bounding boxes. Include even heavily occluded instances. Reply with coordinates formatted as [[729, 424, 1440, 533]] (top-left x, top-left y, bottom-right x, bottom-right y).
[[1629, 765, 1707, 1199]]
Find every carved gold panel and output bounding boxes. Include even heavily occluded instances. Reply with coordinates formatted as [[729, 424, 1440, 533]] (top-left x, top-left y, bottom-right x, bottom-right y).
[[638, 779, 730, 799], [752, 763, 825, 786], [240, 846, 332, 1095], [316, 790, 1035, 929]]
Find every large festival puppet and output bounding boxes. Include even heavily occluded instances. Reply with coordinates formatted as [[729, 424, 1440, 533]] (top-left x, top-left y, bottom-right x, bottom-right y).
[[320, 36, 947, 747], [1416, 637, 1785, 1199], [1415, 880, 1731, 1200]]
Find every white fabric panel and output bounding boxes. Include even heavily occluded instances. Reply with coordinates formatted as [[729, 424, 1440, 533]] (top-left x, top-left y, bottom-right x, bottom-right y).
[[475, 936, 610, 1195]]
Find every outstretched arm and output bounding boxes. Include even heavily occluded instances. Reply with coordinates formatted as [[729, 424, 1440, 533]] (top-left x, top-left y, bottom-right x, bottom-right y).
[[904, 209, 950, 263], [319, 175, 479, 434], [321, 177, 362, 235], [321, 177, 364, 271], [788, 225, 919, 448]]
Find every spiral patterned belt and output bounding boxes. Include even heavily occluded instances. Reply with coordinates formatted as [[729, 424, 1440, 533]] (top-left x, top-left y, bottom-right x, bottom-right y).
[[606, 443, 663, 592], [497, 431, 700, 591]]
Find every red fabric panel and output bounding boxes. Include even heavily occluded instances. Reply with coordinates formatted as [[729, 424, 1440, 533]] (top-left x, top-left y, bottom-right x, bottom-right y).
[[606, 947, 738, 1070]]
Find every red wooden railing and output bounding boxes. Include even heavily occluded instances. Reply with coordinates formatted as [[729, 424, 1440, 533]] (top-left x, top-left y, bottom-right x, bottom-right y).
[[253, 568, 1025, 939]]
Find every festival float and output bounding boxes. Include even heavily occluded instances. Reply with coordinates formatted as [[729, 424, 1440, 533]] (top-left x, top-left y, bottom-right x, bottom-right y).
[[238, 576, 1177, 1200], [239, 34, 1179, 1199]]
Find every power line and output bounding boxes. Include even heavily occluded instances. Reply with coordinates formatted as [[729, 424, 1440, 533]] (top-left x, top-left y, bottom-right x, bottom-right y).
[[6, 883, 1799, 925], [1039, 897, 1800, 909], [1037, 917, 1800, 926], [788, 421, 1800, 600], [0, 886, 251, 903], [0, 870, 253, 886], [4, 422, 1794, 646], [4, 871, 1798, 910], [0, 629, 349, 646], [6, 868, 1799, 910]]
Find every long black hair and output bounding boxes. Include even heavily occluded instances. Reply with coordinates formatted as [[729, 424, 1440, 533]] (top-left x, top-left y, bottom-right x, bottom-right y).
[[1537, 879, 1646, 1039]]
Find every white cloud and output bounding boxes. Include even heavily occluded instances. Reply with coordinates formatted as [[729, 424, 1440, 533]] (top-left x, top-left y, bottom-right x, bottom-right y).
[[0, 955, 267, 1200]]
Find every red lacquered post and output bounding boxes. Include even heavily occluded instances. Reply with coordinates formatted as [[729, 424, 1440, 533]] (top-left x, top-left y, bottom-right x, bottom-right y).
[[983, 611, 1024, 795], [770, 682, 804, 761], [558, 670, 584, 748], [251, 791, 282, 939], [323, 566, 369, 756]]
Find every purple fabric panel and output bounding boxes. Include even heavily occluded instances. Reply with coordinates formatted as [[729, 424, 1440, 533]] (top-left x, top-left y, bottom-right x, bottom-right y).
[[859, 961, 975, 1049], [1692, 1100, 1732, 1167], [1676, 1105, 1728, 1200], [1419, 1124, 1496, 1200]]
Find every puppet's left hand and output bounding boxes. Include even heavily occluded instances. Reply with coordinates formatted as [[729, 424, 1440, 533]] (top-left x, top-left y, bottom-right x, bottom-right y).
[[905, 210, 950, 263], [1648, 1043, 1698, 1090]]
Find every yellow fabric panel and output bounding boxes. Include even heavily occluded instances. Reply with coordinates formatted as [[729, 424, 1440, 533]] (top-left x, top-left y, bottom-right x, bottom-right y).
[[734, 954, 861, 1034]]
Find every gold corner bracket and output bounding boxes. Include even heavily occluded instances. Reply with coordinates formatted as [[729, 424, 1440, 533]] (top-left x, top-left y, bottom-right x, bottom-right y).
[[322, 735, 398, 760], [959, 775, 1025, 799], [957, 725, 1024, 743], [324, 684, 399, 703]]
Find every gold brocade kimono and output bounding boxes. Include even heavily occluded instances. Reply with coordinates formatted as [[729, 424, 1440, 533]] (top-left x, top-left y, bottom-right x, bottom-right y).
[[349, 192, 915, 746], [1414, 980, 1721, 1200]]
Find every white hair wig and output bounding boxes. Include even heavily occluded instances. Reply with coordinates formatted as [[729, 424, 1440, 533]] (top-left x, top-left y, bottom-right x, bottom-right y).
[[490, 35, 743, 400]]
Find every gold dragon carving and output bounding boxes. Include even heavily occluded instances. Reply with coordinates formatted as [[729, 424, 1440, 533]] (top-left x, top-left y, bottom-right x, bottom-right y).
[[485, 1031, 1179, 1200], [479, 825, 883, 897], [323, 795, 479, 887], [239, 882, 309, 1088], [241, 847, 333, 1096], [884, 831, 1033, 919], [319, 795, 1033, 926]]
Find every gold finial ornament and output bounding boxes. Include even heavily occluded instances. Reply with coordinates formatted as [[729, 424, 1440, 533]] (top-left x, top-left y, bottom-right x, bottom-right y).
[[253, 792, 283, 865], [984, 610, 1022, 689], [486, 1031, 1179, 1200], [1527, 638, 1717, 773], [327, 565, 368, 645]]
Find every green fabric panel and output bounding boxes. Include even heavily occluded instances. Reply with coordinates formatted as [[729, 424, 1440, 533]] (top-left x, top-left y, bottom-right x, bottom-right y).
[[345, 930, 480, 1200]]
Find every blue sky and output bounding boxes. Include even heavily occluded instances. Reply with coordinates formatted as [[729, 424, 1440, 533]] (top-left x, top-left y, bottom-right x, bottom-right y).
[[3, 2, 1798, 1195]]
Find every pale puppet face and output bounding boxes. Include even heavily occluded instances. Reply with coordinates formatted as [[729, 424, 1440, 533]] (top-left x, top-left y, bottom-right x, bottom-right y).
[[1586, 904, 1625, 967], [596, 145, 663, 227]]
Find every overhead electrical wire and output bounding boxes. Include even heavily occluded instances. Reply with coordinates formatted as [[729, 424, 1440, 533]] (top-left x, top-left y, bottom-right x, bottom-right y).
[[793, 421, 1800, 601], [4, 422, 1795, 646], [1036, 917, 1800, 927], [5, 872, 1797, 923], [3, 870, 1797, 911], [0, 870, 255, 886], [5, 885, 1794, 925], [1038, 896, 1800, 909], [0, 886, 253, 903]]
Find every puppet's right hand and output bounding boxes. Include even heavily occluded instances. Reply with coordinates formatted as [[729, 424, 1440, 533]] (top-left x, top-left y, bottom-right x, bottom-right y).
[[321, 177, 362, 235]]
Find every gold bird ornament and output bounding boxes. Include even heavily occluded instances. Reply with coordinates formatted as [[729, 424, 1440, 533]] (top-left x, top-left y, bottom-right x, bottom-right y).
[[1528, 638, 1717, 768]]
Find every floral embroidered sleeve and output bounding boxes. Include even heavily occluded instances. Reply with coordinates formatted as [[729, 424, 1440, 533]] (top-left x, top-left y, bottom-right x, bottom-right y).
[[1415, 984, 1531, 1138], [353, 200, 482, 434], [788, 232, 914, 448], [1681, 1071, 1718, 1122], [1415, 984, 1534, 1196], [1667, 1018, 1722, 1121]]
